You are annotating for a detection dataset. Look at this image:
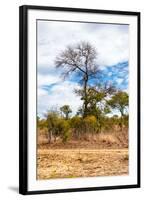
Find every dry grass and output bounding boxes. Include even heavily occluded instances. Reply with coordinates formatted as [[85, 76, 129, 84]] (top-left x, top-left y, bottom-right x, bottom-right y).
[[37, 149, 128, 179], [37, 129, 128, 180], [37, 130, 128, 149]]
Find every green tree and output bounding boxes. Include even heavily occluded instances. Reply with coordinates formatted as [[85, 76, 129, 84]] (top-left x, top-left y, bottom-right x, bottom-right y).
[[55, 41, 99, 117], [107, 91, 129, 130], [46, 112, 60, 143], [60, 105, 72, 120], [75, 84, 114, 132]]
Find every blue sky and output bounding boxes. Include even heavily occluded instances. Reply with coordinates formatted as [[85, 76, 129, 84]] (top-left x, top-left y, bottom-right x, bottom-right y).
[[37, 20, 129, 118]]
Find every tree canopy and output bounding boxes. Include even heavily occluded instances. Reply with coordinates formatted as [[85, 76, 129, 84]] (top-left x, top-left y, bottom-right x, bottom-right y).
[[60, 105, 72, 120]]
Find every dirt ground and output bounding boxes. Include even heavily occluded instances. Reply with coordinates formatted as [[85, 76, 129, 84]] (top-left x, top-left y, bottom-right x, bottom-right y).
[[37, 148, 128, 180]]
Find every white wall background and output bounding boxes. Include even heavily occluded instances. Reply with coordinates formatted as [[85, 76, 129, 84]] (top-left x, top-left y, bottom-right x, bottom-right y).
[[0, 0, 143, 199]]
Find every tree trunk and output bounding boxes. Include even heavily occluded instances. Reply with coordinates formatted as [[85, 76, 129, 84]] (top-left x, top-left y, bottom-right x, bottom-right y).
[[66, 113, 68, 120], [120, 109, 124, 132], [83, 75, 88, 117], [48, 130, 52, 143]]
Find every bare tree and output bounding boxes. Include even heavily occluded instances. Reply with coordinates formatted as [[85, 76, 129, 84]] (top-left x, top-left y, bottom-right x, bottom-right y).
[[55, 41, 99, 117]]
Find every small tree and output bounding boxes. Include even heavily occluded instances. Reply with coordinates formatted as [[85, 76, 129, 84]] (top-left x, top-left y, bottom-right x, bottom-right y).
[[60, 105, 72, 120], [107, 91, 129, 130], [46, 112, 60, 143], [46, 111, 71, 143]]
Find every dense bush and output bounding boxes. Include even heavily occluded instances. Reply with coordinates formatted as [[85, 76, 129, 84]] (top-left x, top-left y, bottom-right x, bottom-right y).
[[37, 118, 47, 130], [46, 112, 71, 143], [83, 115, 96, 134], [38, 90, 129, 144], [70, 116, 83, 138]]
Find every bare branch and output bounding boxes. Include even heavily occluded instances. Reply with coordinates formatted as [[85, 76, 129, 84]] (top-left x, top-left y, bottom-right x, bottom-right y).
[[55, 41, 99, 79], [55, 41, 99, 117]]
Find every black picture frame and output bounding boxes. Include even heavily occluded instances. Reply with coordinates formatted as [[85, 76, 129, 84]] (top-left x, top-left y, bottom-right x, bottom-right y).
[[19, 5, 141, 195]]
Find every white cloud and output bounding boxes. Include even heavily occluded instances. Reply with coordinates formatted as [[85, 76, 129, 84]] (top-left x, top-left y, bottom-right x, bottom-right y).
[[37, 21, 129, 70], [108, 71, 113, 77], [116, 78, 123, 85], [38, 80, 82, 117], [38, 73, 60, 86], [37, 21, 129, 117]]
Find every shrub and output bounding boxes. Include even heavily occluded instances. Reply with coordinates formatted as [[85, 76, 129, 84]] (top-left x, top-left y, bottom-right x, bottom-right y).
[[46, 112, 71, 143], [83, 115, 96, 134], [37, 119, 47, 130], [70, 116, 83, 138], [56, 119, 71, 143]]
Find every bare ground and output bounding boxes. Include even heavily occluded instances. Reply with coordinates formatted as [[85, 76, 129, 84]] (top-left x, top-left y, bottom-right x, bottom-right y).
[[37, 148, 128, 180]]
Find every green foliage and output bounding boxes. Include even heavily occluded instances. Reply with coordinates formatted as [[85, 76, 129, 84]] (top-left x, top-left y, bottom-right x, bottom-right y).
[[70, 116, 82, 128], [62, 129, 71, 143], [70, 115, 97, 136], [107, 91, 129, 130], [46, 111, 71, 143], [47, 112, 60, 136], [107, 91, 129, 116], [41, 90, 129, 143], [60, 105, 72, 120], [56, 119, 71, 143], [37, 118, 47, 129], [123, 115, 129, 127], [83, 115, 96, 133], [75, 87, 112, 121], [101, 117, 115, 131], [70, 116, 83, 138]]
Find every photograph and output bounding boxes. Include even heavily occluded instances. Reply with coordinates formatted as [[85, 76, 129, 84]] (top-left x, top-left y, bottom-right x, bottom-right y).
[[37, 20, 129, 180], [19, 5, 140, 194]]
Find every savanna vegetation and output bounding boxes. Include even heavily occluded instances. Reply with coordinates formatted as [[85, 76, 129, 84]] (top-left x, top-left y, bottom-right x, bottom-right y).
[[37, 41, 129, 179]]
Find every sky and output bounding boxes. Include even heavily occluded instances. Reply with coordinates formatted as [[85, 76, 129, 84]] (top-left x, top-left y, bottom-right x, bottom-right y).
[[37, 20, 129, 118]]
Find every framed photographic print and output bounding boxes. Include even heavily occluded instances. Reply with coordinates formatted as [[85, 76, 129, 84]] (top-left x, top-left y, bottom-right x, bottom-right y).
[[19, 5, 140, 195]]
